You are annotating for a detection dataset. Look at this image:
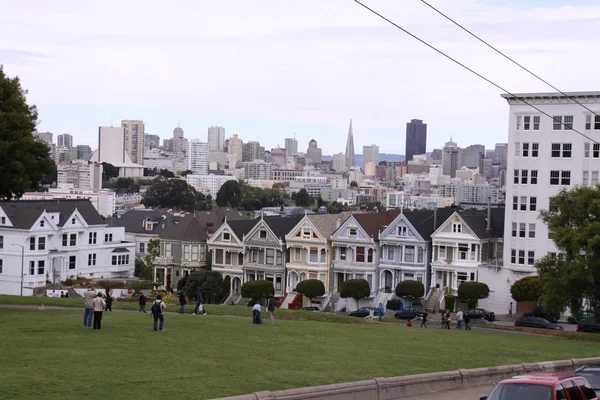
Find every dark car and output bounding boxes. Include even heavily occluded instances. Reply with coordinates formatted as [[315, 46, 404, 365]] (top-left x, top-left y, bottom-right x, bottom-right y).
[[300, 306, 320, 312], [467, 308, 496, 322], [349, 307, 376, 318], [577, 318, 600, 334], [514, 315, 564, 330], [394, 305, 424, 320], [575, 364, 600, 395], [524, 309, 559, 323]]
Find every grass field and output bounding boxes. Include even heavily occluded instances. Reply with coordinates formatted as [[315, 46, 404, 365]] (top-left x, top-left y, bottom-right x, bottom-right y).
[[1, 307, 600, 400]]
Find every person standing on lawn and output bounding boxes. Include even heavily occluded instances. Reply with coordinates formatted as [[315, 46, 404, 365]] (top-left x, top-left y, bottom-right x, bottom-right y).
[[92, 292, 106, 330], [444, 311, 451, 329], [252, 302, 262, 324], [105, 290, 113, 312], [193, 290, 206, 315], [178, 291, 187, 314], [267, 294, 276, 325], [138, 292, 147, 313], [152, 294, 167, 331], [464, 311, 472, 331], [420, 308, 428, 328], [456, 309, 464, 329], [83, 286, 96, 328]]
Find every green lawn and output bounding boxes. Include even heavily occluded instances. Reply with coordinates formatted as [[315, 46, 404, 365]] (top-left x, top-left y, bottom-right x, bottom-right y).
[[1, 308, 600, 400]]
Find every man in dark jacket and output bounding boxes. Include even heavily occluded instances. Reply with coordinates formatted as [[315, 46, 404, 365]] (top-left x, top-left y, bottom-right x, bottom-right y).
[[267, 294, 277, 325], [463, 311, 472, 331], [194, 290, 206, 315], [138, 292, 147, 313], [178, 291, 187, 314]]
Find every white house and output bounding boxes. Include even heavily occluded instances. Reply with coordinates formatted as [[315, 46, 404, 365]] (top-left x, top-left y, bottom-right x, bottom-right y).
[[0, 200, 135, 295], [21, 189, 116, 218]]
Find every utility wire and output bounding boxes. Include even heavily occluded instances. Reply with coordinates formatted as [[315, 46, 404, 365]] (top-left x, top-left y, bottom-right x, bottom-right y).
[[352, 0, 599, 145], [419, 0, 599, 118]]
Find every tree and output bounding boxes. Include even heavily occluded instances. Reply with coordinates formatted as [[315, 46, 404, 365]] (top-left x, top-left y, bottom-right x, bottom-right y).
[[216, 180, 241, 208], [41, 163, 57, 186], [115, 177, 140, 194], [296, 279, 325, 306], [220, 275, 231, 302], [0, 66, 54, 199], [183, 270, 223, 304], [510, 276, 542, 303], [295, 188, 311, 207], [350, 181, 358, 188], [340, 279, 370, 309], [395, 280, 425, 303], [134, 238, 160, 281], [141, 178, 205, 211], [457, 282, 490, 309], [159, 169, 175, 178], [180, 169, 193, 177], [102, 162, 119, 180], [537, 186, 600, 318], [241, 280, 274, 304]]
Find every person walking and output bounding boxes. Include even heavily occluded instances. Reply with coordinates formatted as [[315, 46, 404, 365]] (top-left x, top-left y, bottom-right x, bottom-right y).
[[252, 302, 262, 324], [92, 292, 106, 330], [456, 309, 464, 329], [178, 291, 187, 314], [440, 310, 446, 329], [267, 294, 276, 325], [151, 294, 166, 331], [138, 292, 147, 313], [193, 290, 206, 315], [377, 302, 385, 322], [105, 290, 113, 312], [464, 311, 472, 331], [420, 308, 428, 328], [445, 311, 451, 329], [83, 286, 96, 328]]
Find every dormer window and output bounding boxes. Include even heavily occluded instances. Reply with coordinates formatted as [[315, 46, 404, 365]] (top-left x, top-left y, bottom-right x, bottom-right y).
[[1, 217, 5, 224], [223, 232, 231, 241], [259, 230, 267, 239], [302, 228, 311, 238], [145, 222, 152, 231], [40, 220, 45, 227], [71, 218, 76, 225], [452, 223, 462, 233], [398, 226, 407, 236], [349, 228, 357, 236]]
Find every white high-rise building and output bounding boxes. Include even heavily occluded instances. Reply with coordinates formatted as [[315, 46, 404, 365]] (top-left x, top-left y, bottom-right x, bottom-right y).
[[188, 140, 209, 175], [57, 133, 73, 148], [227, 134, 243, 165], [89, 126, 144, 177], [332, 153, 346, 172], [208, 126, 226, 152], [362, 144, 379, 170], [121, 120, 145, 165], [57, 162, 103, 191]]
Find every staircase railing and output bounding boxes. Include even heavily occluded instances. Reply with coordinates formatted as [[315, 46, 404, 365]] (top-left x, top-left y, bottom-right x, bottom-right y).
[[320, 294, 332, 311]]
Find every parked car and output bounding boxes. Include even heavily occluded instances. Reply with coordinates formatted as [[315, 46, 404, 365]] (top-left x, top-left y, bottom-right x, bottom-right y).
[[300, 306, 320, 312], [577, 318, 600, 334], [524, 307, 559, 323], [467, 308, 495, 322], [575, 365, 600, 396], [394, 305, 424, 320], [479, 372, 598, 400], [348, 307, 376, 318], [514, 315, 564, 330]]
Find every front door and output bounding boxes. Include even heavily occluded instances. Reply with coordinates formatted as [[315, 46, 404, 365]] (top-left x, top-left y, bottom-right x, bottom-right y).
[[232, 277, 241, 295], [337, 273, 344, 293], [288, 272, 298, 292], [383, 270, 393, 293]]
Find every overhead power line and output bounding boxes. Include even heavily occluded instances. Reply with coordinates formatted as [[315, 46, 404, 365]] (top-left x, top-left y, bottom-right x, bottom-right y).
[[351, 0, 599, 145], [419, 0, 599, 118]]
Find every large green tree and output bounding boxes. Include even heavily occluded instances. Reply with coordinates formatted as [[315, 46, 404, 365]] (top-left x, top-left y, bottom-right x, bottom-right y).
[[510, 276, 542, 303], [395, 280, 425, 302], [294, 188, 311, 207], [457, 282, 490, 309], [141, 178, 209, 211], [340, 279, 370, 309], [134, 238, 160, 281], [216, 180, 241, 208], [0, 66, 54, 199], [183, 270, 223, 304], [537, 186, 600, 319], [296, 279, 325, 306]]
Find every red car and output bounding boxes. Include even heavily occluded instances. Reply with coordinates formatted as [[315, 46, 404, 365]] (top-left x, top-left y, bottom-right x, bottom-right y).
[[480, 372, 598, 400]]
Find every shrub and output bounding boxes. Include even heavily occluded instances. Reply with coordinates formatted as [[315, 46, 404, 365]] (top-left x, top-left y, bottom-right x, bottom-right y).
[[340, 279, 370, 309], [510, 276, 541, 302], [386, 299, 401, 311], [444, 295, 455, 312], [184, 270, 223, 304], [296, 279, 325, 305], [395, 280, 425, 301], [220, 276, 231, 303], [457, 282, 490, 309], [97, 280, 123, 290], [241, 280, 274, 304]]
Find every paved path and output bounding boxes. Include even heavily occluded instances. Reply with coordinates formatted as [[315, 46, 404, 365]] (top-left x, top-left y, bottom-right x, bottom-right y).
[[408, 384, 495, 399]]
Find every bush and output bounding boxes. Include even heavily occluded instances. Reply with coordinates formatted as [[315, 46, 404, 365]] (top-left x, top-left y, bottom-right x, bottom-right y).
[[241, 280, 274, 304], [220, 276, 231, 303], [457, 282, 490, 309], [395, 280, 425, 301], [184, 270, 223, 304], [444, 295, 455, 312], [386, 299, 401, 311], [510, 276, 541, 302], [296, 279, 325, 305], [340, 279, 370, 308], [97, 280, 123, 290]]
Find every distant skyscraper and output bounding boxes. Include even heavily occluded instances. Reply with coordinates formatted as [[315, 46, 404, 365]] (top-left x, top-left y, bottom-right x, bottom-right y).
[[494, 143, 508, 168], [470, 144, 485, 156], [208, 126, 226, 152], [76, 145, 92, 161], [188, 140, 209, 175], [306, 139, 322, 166], [227, 134, 243, 164], [121, 120, 145, 164], [405, 119, 427, 162], [345, 119, 355, 169], [362, 144, 379, 170], [162, 138, 173, 152], [145, 134, 161, 149], [285, 137, 298, 156], [243, 141, 262, 162], [173, 126, 186, 153], [332, 153, 346, 172], [57, 133, 73, 148]]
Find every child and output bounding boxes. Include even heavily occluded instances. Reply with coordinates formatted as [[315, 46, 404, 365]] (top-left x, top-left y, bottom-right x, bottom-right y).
[[406, 319, 413, 327]]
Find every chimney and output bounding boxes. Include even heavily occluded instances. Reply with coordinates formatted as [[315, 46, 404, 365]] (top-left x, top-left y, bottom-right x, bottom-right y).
[[486, 196, 492, 234], [433, 208, 438, 230], [336, 218, 341, 229]]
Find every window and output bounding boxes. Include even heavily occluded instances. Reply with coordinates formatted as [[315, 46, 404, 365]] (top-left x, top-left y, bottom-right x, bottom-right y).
[[105, 233, 112, 242], [596, 115, 600, 130], [165, 243, 171, 258], [520, 196, 527, 211], [458, 244, 468, 260], [439, 246, 446, 259], [183, 245, 190, 261], [0, 259, 2, 274], [40, 220, 45, 227], [349, 228, 357, 236], [367, 248, 374, 263], [564, 115, 573, 130], [523, 115, 530, 130], [530, 197, 537, 211], [88, 253, 96, 266], [574, 378, 598, 399], [553, 116, 562, 130], [521, 169, 528, 184], [417, 247, 424, 263], [70, 233, 76, 246], [531, 170, 538, 184], [585, 142, 590, 158], [522, 142, 529, 157], [38, 237, 45, 250], [511, 222, 517, 237], [515, 142, 521, 157], [266, 249, 275, 264], [252, 249, 258, 263], [594, 143, 600, 158], [302, 228, 311, 238], [528, 223, 536, 238], [527, 251, 535, 266], [320, 249, 326, 263], [356, 246, 365, 262], [405, 246, 415, 262], [69, 256, 76, 269], [259, 230, 267, 239], [593, 171, 599, 186], [62, 234, 68, 246], [561, 171, 571, 185], [88, 232, 96, 244], [583, 170, 589, 186], [71, 218, 76, 224], [518, 250, 525, 265], [551, 143, 561, 157], [111, 254, 129, 265], [225, 251, 232, 265], [223, 232, 230, 241], [191, 246, 198, 261], [200, 246, 205, 261], [512, 196, 518, 211], [294, 247, 301, 261], [29, 237, 35, 251], [532, 142, 539, 157], [519, 223, 526, 238], [397, 226, 407, 236], [0, 216, 4, 224], [513, 169, 519, 184], [516, 115, 522, 130], [533, 116, 540, 130], [215, 249, 223, 264], [586, 115, 592, 130], [550, 170, 560, 185], [139, 242, 145, 253], [562, 143, 572, 157], [556, 384, 568, 400], [29, 261, 35, 275], [452, 223, 462, 233], [388, 246, 395, 260], [548, 230, 554, 239], [0, 235, 3, 249], [562, 380, 583, 400], [339, 247, 346, 260]]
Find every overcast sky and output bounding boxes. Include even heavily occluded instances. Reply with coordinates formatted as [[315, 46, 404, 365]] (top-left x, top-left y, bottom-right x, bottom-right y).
[[2, 0, 600, 155]]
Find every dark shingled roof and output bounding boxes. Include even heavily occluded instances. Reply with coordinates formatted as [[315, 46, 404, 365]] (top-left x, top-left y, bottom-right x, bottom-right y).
[[226, 218, 260, 241], [262, 215, 305, 241], [107, 210, 182, 234], [0, 199, 105, 229], [353, 210, 402, 240], [159, 208, 244, 241], [456, 207, 505, 239], [403, 207, 457, 241]]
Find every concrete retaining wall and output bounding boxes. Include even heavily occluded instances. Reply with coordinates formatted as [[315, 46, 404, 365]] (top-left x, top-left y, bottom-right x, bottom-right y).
[[213, 357, 600, 400]]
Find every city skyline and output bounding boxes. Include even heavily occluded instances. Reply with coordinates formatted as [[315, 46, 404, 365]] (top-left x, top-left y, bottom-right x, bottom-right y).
[[3, 1, 599, 154]]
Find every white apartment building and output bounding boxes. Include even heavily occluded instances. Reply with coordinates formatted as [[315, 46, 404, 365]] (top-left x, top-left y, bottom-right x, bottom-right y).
[[121, 120, 145, 165], [188, 140, 209, 175], [57, 162, 103, 191], [499, 90, 600, 312], [186, 174, 236, 196], [243, 160, 273, 180], [0, 200, 135, 295], [21, 190, 116, 218], [438, 181, 504, 207], [89, 126, 144, 177], [271, 169, 306, 182]]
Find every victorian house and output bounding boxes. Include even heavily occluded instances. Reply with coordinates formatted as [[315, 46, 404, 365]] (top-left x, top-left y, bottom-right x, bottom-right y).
[[283, 212, 353, 309], [154, 208, 242, 290], [0, 200, 135, 295]]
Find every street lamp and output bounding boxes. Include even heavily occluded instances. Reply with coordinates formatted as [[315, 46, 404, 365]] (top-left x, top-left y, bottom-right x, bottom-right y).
[[12, 243, 24, 296]]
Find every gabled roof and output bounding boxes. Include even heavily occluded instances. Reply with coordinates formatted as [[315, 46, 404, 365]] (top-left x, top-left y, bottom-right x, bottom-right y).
[[107, 210, 182, 234], [261, 215, 305, 241], [456, 208, 505, 239], [0, 199, 105, 229], [306, 212, 353, 239], [353, 210, 402, 240], [227, 218, 260, 241], [403, 208, 457, 241], [160, 208, 244, 241]]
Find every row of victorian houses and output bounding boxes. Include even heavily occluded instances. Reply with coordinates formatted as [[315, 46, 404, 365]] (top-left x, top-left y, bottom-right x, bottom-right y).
[[109, 205, 507, 313]]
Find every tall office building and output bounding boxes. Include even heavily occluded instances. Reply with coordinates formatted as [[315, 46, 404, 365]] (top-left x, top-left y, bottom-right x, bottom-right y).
[[285, 137, 298, 156], [57, 133, 73, 148], [306, 139, 322, 166], [33, 131, 53, 145], [208, 126, 226, 152], [76, 145, 92, 161], [173, 126, 187, 153], [243, 141, 262, 162], [405, 119, 427, 162], [188, 140, 209, 175], [332, 153, 346, 172], [144, 134, 161, 149], [442, 138, 459, 177], [227, 134, 243, 165], [362, 144, 380, 170], [494, 143, 508, 168], [345, 119, 355, 169], [121, 120, 145, 164]]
